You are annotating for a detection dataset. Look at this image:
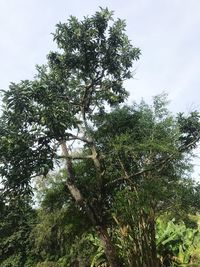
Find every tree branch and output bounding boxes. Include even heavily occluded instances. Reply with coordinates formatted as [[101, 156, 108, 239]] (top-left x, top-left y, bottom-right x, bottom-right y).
[[57, 154, 93, 160], [66, 132, 92, 144]]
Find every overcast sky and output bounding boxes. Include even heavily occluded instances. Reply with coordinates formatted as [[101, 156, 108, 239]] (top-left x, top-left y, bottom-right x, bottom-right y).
[[0, 0, 200, 178]]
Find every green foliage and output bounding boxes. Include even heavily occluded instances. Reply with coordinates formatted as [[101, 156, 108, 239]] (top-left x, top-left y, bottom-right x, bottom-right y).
[[28, 97, 200, 266], [0, 6, 140, 201], [30, 174, 91, 265], [0, 193, 37, 267], [30, 173, 108, 267], [157, 216, 200, 265], [36, 262, 59, 267], [1, 7, 200, 267]]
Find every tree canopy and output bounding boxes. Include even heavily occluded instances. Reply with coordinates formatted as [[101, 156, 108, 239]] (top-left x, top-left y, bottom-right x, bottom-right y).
[[0, 8, 200, 267]]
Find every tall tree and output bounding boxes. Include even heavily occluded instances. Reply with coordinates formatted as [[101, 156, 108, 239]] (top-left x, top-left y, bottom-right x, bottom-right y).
[[31, 97, 200, 266], [1, 8, 200, 267], [0, 8, 140, 267], [93, 97, 200, 266]]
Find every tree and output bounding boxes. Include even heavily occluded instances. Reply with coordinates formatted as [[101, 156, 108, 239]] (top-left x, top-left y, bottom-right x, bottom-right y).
[[0, 8, 140, 267], [0, 191, 36, 267], [30, 97, 200, 267], [1, 8, 200, 267]]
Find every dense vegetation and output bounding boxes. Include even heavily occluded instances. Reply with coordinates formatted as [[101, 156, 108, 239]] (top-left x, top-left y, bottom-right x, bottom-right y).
[[0, 8, 200, 267]]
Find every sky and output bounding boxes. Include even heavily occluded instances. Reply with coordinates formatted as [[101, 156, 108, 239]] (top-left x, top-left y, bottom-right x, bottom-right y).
[[0, 0, 200, 178]]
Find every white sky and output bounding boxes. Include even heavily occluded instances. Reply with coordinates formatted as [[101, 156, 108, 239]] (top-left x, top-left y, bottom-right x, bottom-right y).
[[0, 0, 200, 179]]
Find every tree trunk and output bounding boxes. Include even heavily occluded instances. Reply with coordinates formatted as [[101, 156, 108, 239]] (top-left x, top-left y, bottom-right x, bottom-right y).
[[60, 141, 97, 225], [149, 215, 159, 267], [60, 141, 120, 267], [98, 226, 121, 267]]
